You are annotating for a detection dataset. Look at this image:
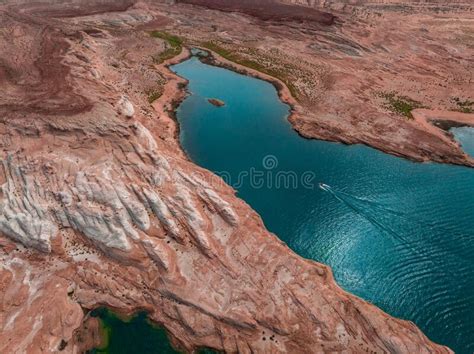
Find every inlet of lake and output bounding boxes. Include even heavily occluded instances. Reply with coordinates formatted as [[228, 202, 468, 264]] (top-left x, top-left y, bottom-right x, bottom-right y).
[[93, 55, 474, 353], [452, 126, 474, 158]]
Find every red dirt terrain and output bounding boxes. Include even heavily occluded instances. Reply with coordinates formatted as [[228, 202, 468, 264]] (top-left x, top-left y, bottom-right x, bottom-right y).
[[0, 0, 465, 353], [178, 0, 336, 24]]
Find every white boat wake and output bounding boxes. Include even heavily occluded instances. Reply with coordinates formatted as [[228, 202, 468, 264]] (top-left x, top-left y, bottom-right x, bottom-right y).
[[319, 183, 471, 266]]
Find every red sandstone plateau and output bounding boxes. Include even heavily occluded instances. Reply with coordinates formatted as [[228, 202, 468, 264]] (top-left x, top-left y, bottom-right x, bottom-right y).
[[0, 0, 470, 353]]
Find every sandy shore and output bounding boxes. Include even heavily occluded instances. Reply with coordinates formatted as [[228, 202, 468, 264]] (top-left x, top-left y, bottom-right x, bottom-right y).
[[151, 47, 192, 154]]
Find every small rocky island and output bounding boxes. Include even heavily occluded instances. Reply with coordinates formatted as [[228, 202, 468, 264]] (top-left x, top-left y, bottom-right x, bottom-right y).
[[208, 98, 225, 107]]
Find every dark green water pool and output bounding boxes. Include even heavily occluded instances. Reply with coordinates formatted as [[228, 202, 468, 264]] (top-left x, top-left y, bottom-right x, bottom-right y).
[[88, 309, 180, 354], [171, 56, 474, 353], [93, 55, 474, 353], [89, 308, 220, 353]]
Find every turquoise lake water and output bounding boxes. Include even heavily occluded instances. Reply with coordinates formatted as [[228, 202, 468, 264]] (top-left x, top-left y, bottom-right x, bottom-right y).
[[171, 56, 474, 353], [452, 127, 474, 158]]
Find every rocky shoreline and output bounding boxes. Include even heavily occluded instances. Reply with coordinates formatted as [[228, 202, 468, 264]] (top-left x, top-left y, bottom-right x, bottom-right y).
[[0, 1, 464, 353], [198, 47, 474, 167]]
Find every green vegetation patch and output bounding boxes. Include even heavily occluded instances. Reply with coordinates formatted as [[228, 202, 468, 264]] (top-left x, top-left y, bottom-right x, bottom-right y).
[[451, 97, 474, 114], [150, 31, 183, 64], [378, 91, 425, 119], [146, 88, 163, 103], [200, 41, 299, 99], [150, 31, 183, 47]]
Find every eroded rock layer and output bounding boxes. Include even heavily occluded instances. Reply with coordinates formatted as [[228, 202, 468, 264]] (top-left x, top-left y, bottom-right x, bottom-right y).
[[177, 0, 336, 25], [0, 1, 455, 353]]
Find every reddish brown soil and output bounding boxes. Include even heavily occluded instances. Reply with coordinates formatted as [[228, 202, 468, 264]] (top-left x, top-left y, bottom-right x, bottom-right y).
[[7, 0, 135, 17], [178, 0, 336, 25]]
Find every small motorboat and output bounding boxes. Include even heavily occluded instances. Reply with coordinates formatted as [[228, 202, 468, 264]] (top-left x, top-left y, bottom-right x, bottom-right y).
[[319, 183, 330, 191]]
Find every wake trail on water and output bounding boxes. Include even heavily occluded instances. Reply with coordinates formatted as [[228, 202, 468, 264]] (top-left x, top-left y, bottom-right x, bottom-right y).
[[320, 184, 473, 303], [319, 184, 472, 266], [320, 184, 434, 263]]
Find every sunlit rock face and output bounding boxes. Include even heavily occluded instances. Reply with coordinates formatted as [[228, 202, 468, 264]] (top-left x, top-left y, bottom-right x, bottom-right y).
[[0, 1, 455, 353]]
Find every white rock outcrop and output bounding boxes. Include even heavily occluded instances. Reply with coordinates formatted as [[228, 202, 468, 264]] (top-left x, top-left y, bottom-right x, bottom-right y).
[[117, 96, 135, 118]]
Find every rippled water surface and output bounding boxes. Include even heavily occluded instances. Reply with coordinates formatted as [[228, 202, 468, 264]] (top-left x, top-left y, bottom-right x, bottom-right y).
[[172, 57, 474, 353]]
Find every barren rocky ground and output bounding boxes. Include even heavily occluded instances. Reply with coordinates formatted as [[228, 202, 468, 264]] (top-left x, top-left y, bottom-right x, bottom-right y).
[[0, 0, 471, 352]]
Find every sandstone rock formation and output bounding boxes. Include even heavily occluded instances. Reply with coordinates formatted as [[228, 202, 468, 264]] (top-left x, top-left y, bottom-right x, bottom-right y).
[[0, 1, 458, 353], [172, 0, 474, 166]]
